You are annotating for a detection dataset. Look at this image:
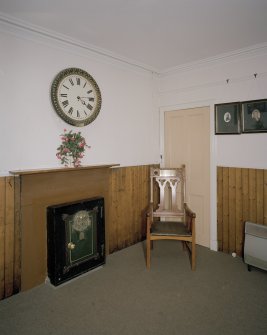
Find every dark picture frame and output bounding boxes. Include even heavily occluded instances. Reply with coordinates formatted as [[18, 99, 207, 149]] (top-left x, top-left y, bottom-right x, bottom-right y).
[[215, 102, 241, 134], [241, 99, 267, 133]]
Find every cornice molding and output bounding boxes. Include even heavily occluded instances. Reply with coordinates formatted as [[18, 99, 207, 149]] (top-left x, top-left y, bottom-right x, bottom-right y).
[[160, 42, 267, 77], [0, 12, 158, 74], [1, 12, 266, 77]]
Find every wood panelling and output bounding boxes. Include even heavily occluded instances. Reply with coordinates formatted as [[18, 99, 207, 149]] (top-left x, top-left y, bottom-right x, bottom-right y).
[[109, 165, 151, 253], [0, 165, 152, 300], [0, 177, 5, 299], [13, 176, 21, 293], [0, 176, 21, 300], [217, 167, 267, 256]]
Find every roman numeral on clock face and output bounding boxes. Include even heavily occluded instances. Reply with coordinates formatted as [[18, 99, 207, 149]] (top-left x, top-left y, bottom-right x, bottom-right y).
[[62, 100, 69, 108]]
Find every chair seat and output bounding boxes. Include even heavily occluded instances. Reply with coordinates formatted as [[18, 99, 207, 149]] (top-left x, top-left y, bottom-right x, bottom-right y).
[[151, 221, 191, 236]]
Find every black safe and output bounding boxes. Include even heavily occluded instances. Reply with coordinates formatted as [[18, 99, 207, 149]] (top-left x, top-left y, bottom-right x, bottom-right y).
[[47, 197, 105, 286]]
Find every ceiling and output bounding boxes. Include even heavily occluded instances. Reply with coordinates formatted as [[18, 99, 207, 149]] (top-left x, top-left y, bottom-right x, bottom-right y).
[[1, 0, 267, 72]]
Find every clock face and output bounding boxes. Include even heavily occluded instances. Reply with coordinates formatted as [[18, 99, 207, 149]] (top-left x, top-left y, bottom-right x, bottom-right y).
[[51, 68, 102, 127]]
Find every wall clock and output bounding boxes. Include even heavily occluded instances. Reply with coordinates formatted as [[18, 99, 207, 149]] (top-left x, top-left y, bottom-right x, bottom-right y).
[[51, 67, 102, 127]]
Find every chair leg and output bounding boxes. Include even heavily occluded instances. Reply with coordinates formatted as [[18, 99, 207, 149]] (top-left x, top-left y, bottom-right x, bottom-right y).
[[146, 238, 151, 269], [191, 241, 196, 271]]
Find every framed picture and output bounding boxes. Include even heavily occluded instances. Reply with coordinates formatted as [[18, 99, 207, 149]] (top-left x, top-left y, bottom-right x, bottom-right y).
[[241, 99, 267, 133], [215, 102, 241, 134]]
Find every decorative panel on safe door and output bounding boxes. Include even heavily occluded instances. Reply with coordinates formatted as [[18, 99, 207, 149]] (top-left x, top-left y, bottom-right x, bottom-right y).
[[47, 197, 105, 286]]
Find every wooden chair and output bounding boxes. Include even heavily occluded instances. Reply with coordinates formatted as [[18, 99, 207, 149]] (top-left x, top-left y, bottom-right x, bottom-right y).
[[146, 165, 196, 270]]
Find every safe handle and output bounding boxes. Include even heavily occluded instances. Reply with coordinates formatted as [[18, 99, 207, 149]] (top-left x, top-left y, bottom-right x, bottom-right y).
[[67, 242, 76, 250]]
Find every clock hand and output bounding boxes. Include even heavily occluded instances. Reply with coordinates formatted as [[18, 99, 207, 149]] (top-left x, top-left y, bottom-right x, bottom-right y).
[[77, 96, 86, 105], [77, 96, 92, 110]]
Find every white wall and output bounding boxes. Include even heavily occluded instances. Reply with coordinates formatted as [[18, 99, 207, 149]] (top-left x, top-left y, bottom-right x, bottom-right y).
[[0, 21, 159, 175]]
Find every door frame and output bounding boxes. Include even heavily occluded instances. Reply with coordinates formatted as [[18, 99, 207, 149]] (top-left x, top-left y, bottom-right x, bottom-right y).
[[159, 100, 218, 251]]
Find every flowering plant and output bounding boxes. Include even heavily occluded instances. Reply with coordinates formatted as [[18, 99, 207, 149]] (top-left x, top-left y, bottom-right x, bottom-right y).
[[56, 129, 90, 167]]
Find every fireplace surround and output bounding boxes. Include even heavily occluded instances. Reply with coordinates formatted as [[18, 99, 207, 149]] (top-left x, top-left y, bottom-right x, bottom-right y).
[[10, 164, 117, 291]]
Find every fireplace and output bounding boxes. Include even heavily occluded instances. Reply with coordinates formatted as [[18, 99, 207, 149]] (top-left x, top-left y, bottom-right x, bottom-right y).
[[47, 197, 105, 286]]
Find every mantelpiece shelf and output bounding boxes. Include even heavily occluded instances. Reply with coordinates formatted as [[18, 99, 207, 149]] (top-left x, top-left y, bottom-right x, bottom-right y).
[[9, 164, 119, 176]]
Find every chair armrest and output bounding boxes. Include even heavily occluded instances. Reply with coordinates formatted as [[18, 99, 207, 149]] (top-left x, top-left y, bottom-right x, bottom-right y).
[[184, 203, 196, 218], [146, 203, 154, 230], [184, 203, 196, 234], [146, 203, 154, 217]]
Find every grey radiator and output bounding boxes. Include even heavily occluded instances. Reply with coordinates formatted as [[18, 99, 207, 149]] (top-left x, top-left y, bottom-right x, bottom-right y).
[[244, 221, 267, 271]]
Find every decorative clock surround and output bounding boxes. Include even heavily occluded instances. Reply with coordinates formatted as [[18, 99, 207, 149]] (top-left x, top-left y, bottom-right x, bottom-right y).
[[51, 67, 102, 127]]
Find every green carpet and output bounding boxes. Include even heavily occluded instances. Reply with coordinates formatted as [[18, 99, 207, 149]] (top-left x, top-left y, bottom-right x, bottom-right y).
[[0, 241, 266, 335]]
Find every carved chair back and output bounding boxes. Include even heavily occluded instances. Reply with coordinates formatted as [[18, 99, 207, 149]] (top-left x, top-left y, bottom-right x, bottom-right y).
[[150, 166, 186, 219]]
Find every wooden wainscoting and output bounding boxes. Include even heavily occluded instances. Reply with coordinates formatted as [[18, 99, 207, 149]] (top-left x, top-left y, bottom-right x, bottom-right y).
[[217, 167, 267, 256], [0, 176, 21, 300], [109, 165, 151, 253]]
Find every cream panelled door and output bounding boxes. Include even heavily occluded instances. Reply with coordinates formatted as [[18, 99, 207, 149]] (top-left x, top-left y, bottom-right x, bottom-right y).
[[164, 107, 210, 247]]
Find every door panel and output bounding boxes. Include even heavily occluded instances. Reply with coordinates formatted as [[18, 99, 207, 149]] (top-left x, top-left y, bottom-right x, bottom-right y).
[[164, 107, 210, 247]]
